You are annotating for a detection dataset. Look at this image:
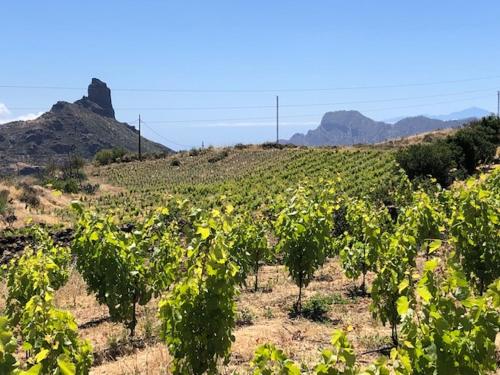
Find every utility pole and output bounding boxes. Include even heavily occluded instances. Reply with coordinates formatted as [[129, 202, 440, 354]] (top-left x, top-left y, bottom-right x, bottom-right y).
[[276, 95, 279, 144], [497, 91, 499, 118], [138, 114, 142, 160]]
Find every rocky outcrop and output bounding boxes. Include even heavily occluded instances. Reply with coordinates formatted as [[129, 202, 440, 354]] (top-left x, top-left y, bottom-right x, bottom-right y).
[[0, 78, 172, 168], [75, 78, 115, 119], [286, 110, 473, 146]]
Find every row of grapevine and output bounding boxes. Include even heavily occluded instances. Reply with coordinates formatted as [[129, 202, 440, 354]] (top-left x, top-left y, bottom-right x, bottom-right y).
[[1, 167, 498, 374], [1, 228, 93, 374]]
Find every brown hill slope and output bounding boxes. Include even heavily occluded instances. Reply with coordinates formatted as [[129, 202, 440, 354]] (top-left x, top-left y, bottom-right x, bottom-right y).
[[0, 78, 171, 169]]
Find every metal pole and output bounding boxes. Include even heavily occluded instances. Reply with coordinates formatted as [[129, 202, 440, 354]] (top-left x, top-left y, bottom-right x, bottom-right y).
[[138, 114, 142, 160], [276, 96, 279, 143]]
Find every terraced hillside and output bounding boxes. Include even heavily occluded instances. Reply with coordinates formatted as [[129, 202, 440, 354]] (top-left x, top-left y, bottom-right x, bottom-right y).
[[91, 146, 403, 219]]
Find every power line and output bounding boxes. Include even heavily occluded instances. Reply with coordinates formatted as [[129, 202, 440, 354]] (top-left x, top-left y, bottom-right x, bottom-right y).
[[1, 75, 500, 93], [127, 94, 492, 125], [6, 88, 496, 112], [140, 120, 194, 149]]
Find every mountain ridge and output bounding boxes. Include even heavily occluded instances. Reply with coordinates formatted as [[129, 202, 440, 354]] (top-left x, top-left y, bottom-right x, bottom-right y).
[[286, 110, 476, 146], [0, 78, 171, 169]]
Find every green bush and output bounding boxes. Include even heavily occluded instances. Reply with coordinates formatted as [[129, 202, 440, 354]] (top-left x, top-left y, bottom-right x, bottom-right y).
[[396, 140, 457, 186], [448, 126, 496, 174], [299, 294, 336, 321], [47, 178, 80, 194], [170, 158, 181, 167], [0, 189, 9, 214], [234, 143, 248, 150], [94, 147, 127, 166], [207, 150, 229, 163], [396, 116, 499, 186], [19, 183, 40, 208]]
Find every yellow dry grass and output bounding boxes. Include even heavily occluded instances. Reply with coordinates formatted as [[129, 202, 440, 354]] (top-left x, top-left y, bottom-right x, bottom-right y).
[[0, 180, 72, 229], [32, 259, 391, 374]]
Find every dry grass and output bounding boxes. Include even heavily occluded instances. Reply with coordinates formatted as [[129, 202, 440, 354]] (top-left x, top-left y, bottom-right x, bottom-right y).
[[33, 259, 390, 374], [0, 180, 72, 229], [4, 256, 499, 373]]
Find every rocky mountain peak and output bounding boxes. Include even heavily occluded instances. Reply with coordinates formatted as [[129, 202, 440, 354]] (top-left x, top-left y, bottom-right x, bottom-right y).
[[76, 78, 115, 119]]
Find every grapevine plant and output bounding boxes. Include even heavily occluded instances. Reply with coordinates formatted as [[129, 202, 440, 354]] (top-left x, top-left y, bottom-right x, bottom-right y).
[[72, 202, 178, 337], [448, 177, 500, 295], [159, 205, 240, 375], [2, 227, 93, 374], [273, 181, 337, 313], [4, 227, 71, 324], [340, 198, 389, 294]]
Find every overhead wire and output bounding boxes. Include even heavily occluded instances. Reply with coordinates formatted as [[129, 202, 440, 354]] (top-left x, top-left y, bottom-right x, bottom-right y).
[[0, 75, 499, 93], [4, 87, 497, 112]]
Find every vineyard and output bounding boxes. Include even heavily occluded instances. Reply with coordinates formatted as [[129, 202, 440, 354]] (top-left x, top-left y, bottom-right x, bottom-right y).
[[89, 147, 402, 219], [0, 146, 499, 374]]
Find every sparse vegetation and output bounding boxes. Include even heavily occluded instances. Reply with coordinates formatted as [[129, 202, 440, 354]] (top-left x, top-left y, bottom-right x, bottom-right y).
[[43, 154, 99, 194], [0, 189, 9, 214], [19, 182, 41, 208], [94, 147, 127, 166], [396, 116, 500, 186]]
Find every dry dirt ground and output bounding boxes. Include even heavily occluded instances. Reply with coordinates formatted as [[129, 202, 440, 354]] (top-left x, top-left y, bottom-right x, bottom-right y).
[[0, 259, 395, 374], [0, 180, 72, 229], [0, 177, 123, 230]]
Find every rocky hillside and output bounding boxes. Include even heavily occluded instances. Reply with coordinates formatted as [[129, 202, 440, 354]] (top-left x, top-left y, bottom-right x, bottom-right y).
[[287, 110, 474, 146], [0, 78, 171, 170]]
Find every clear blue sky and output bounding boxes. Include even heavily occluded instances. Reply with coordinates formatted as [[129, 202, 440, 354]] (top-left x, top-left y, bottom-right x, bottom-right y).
[[1, 1, 500, 149]]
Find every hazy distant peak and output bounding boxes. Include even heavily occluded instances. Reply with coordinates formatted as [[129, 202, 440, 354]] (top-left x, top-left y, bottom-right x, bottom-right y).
[[287, 110, 474, 146], [429, 107, 490, 121]]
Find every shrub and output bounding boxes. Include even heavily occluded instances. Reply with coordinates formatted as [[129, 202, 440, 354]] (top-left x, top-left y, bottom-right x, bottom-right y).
[[236, 308, 254, 326], [395, 140, 457, 186], [94, 147, 127, 166], [448, 127, 496, 174], [81, 183, 100, 195], [207, 150, 229, 163], [170, 158, 181, 167], [261, 142, 285, 150], [300, 294, 332, 321], [189, 147, 201, 156], [0, 189, 9, 214], [19, 183, 40, 208], [396, 116, 500, 186]]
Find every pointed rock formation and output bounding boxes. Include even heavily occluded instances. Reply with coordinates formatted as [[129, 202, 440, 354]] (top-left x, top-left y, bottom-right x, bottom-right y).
[[75, 78, 115, 119], [0, 78, 171, 169]]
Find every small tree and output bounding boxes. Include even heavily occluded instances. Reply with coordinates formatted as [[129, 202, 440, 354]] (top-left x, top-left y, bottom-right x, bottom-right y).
[[20, 295, 93, 374], [72, 203, 176, 337], [4, 227, 70, 324], [159, 205, 240, 375], [274, 182, 335, 313], [340, 198, 389, 294], [231, 215, 271, 291], [395, 140, 457, 187], [448, 177, 500, 295], [370, 230, 417, 346], [398, 259, 499, 374]]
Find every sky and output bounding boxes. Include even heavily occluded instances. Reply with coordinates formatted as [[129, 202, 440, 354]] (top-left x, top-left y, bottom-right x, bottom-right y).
[[1, 1, 500, 150]]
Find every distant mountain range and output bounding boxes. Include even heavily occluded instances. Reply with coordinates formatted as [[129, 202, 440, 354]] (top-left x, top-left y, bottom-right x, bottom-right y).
[[385, 107, 491, 123], [286, 108, 489, 146], [0, 78, 171, 169]]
